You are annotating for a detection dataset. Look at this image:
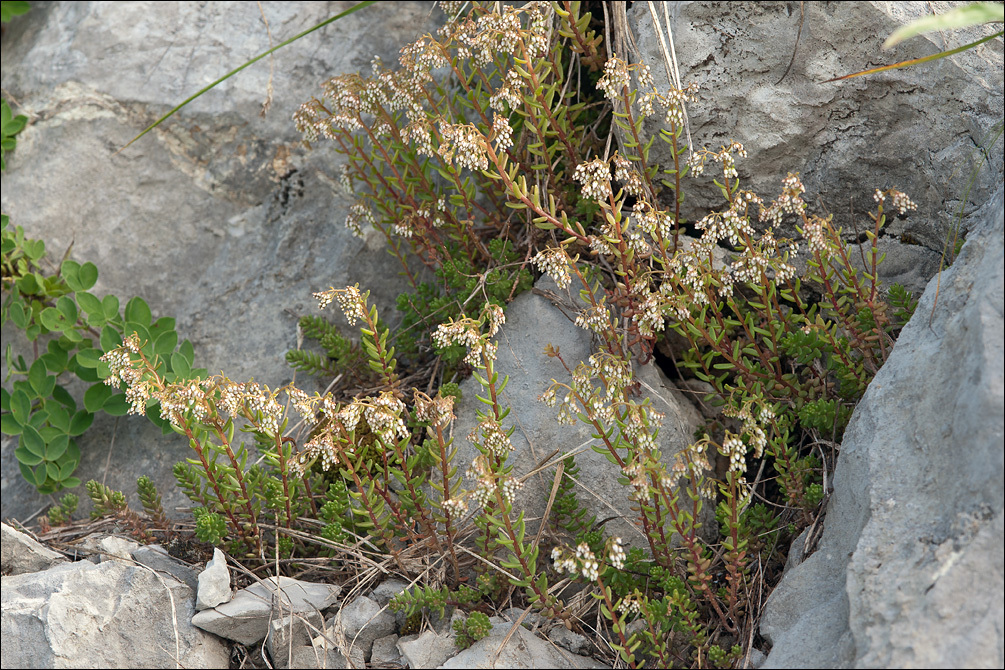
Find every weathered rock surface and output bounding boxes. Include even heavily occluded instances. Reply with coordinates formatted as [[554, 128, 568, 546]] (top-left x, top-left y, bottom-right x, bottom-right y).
[[195, 547, 231, 611], [0, 0, 441, 524], [74, 533, 140, 563], [191, 575, 341, 646], [1, 537, 229, 668], [397, 630, 456, 669], [331, 594, 396, 661], [760, 188, 1004, 667], [451, 275, 706, 549], [441, 621, 610, 669], [371, 633, 403, 666], [626, 1, 1002, 294], [130, 543, 200, 593], [268, 612, 326, 668], [1, 522, 66, 575]]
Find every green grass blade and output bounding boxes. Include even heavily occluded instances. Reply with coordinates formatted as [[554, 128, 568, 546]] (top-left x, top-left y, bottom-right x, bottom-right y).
[[884, 2, 1004, 50], [117, 0, 376, 153], [823, 30, 1004, 83]]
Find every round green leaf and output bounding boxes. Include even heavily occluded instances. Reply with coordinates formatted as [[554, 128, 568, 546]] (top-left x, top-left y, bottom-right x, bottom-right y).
[[9, 300, 27, 329], [100, 325, 122, 352], [68, 410, 93, 436], [56, 295, 78, 324], [16, 273, 39, 295], [84, 383, 113, 413], [170, 352, 192, 378], [61, 260, 81, 291], [51, 385, 76, 411], [27, 359, 48, 395], [179, 339, 195, 366], [46, 434, 69, 461], [60, 476, 82, 488], [45, 462, 60, 482], [76, 365, 101, 383], [39, 307, 63, 332], [103, 393, 130, 416], [47, 406, 69, 432], [1, 413, 23, 435], [154, 329, 178, 356], [78, 262, 98, 290], [102, 294, 120, 320], [74, 348, 103, 369], [19, 425, 44, 457], [76, 291, 103, 316], [19, 462, 46, 486], [124, 297, 151, 327], [10, 389, 31, 425]]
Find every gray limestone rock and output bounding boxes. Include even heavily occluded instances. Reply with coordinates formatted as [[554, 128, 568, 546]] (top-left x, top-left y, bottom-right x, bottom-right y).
[[331, 594, 396, 661], [451, 275, 706, 550], [130, 543, 200, 593], [0, 0, 442, 525], [192, 575, 340, 646], [370, 577, 410, 607], [546, 626, 591, 656], [397, 630, 457, 669], [268, 612, 326, 669], [1, 556, 229, 668], [371, 633, 403, 666], [196, 547, 232, 611], [1, 522, 66, 576], [761, 188, 1004, 667], [440, 623, 610, 669], [73, 534, 140, 563], [625, 1, 1002, 276]]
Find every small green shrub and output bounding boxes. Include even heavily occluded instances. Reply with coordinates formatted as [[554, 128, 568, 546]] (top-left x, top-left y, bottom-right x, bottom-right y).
[[1, 217, 204, 493], [6, 3, 933, 667]]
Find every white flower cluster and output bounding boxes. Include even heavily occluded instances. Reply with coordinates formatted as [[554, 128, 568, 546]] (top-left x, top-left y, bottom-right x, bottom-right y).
[[696, 204, 755, 248], [402, 120, 434, 157], [589, 353, 632, 400], [804, 218, 827, 254], [634, 201, 674, 243], [597, 56, 630, 101], [760, 174, 806, 226], [723, 435, 746, 472], [607, 537, 626, 570], [613, 154, 645, 196], [344, 202, 376, 238], [438, 123, 489, 172], [467, 457, 496, 507], [484, 303, 505, 337], [364, 392, 409, 442], [287, 387, 318, 423], [500, 476, 523, 506], [574, 303, 613, 334], [686, 151, 705, 177], [433, 317, 495, 366], [531, 246, 572, 289], [632, 286, 667, 338], [338, 401, 363, 432], [551, 542, 600, 580], [573, 158, 613, 202], [887, 189, 917, 215], [469, 417, 513, 458], [294, 431, 338, 474], [492, 114, 514, 151], [620, 404, 658, 452], [244, 383, 283, 435], [489, 69, 524, 112], [441, 496, 468, 518], [412, 390, 455, 428]]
